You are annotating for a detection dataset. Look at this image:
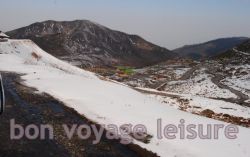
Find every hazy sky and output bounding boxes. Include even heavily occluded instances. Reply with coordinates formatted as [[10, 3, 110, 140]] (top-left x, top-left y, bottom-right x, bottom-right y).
[[1, 0, 250, 49]]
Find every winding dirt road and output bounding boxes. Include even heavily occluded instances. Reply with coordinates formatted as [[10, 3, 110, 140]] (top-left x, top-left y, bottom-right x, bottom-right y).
[[209, 72, 249, 107], [155, 63, 249, 107]]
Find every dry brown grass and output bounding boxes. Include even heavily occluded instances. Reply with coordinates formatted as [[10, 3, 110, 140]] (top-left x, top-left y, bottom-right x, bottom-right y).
[[31, 52, 42, 61]]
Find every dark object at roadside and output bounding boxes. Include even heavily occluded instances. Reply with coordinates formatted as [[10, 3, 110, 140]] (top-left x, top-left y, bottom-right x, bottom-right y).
[[0, 74, 5, 114]]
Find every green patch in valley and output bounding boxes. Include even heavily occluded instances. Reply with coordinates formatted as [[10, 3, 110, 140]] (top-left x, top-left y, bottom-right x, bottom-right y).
[[116, 66, 135, 75]]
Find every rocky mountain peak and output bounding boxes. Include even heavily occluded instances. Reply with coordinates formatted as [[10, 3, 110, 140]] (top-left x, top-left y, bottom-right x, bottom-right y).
[[7, 20, 175, 68]]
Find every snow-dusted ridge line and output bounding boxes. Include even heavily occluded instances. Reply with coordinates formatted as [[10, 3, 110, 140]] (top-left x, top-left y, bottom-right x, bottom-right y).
[[233, 48, 250, 56], [0, 39, 250, 157]]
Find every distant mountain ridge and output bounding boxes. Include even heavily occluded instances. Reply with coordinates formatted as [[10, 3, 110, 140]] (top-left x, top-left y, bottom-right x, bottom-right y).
[[174, 37, 248, 60], [215, 39, 250, 64], [7, 20, 175, 68]]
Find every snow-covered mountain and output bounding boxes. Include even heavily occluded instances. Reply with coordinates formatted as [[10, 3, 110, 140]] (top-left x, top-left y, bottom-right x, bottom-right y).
[[6, 20, 176, 68], [0, 39, 250, 157]]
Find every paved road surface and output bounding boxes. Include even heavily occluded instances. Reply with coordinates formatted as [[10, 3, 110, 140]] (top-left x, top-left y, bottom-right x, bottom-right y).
[[0, 73, 157, 157]]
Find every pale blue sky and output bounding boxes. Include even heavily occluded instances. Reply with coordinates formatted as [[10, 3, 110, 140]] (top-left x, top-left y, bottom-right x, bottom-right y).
[[1, 0, 250, 49]]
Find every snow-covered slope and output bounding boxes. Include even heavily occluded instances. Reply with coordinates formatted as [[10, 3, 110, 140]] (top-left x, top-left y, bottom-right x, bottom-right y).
[[0, 40, 96, 78], [0, 39, 250, 157], [165, 68, 237, 99], [223, 64, 250, 103]]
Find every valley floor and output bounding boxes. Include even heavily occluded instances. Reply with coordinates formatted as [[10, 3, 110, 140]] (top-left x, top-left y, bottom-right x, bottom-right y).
[[100, 59, 250, 128]]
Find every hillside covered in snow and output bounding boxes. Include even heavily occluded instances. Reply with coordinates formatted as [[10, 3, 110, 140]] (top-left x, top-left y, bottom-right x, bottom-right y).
[[0, 39, 250, 157]]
